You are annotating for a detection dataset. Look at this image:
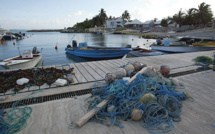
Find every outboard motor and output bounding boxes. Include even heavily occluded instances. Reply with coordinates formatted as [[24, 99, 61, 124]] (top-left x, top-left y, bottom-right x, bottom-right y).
[[156, 37, 163, 45], [32, 47, 39, 54], [72, 40, 77, 48], [67, 45, 72, 48], [126, 44, 132, 48]]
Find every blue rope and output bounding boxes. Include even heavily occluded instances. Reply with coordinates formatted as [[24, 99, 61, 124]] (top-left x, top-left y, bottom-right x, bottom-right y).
[[88, 74, 190, 133], [0, 89, 44, 134]]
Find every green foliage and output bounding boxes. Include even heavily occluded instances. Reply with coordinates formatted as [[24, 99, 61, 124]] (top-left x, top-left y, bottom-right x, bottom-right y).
[[161, 19, 168, 27], [122, 10, 130, 21], [162, 2, 213, 27], [115, 27, 127, 31], [193, 55, 214, 64], [70, 8, 107, 29]]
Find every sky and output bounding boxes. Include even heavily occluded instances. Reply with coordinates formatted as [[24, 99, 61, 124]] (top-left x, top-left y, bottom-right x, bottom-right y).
[[0, 0, 214, 29]]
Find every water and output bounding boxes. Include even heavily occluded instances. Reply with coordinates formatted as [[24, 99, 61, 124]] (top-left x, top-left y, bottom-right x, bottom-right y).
[[0, 30, 155, 70]]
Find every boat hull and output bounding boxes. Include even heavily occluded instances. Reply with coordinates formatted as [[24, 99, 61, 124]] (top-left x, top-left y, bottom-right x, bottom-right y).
[[0, 54, 42, 70], [192, 41, 215, 47], [65, 47, 131, 59], [0, 35, 4, 40], [127, 49, 163, 58], [151, 45, 214, 53]]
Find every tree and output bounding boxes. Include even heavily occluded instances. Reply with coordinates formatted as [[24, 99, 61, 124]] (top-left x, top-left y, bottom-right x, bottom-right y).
[[184, 8, 197, 25], [154, 18, 157, 22], [99, 8, 107, 26], [122, 10, 130, 21], [172, 9, 185, 27], [195, 2, 213, 25], [161, 18, 168, 27]]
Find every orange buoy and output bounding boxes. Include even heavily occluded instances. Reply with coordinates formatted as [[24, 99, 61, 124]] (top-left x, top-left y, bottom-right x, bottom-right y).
[[55, 45, 58, 49], [13, 42, 15, 45], [1, 40, 3, 45], [131, 109, 143, 121]]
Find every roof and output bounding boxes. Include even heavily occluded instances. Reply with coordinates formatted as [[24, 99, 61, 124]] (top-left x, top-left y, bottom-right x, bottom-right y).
[[142, 20, 154, 24], [107, 17, 122, 21], [125, 19, 142, 25], [154, 20, 161, 24]]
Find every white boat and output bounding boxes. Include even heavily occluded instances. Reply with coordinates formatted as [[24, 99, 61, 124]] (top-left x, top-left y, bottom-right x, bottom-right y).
[[0, 47, 42, 70], [0, 28, 7, 40]]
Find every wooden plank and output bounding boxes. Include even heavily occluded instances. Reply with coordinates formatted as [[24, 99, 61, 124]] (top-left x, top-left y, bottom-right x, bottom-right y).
[[105, 59, 121, 67], [170, 65, 199, 74], [86, 62, 106, 79], [80, 62, 103, 81], [74, 63, 95, 82], [92, 61, 113, 73], [97, 60, 117, 71], [69, 63, 87, 83]]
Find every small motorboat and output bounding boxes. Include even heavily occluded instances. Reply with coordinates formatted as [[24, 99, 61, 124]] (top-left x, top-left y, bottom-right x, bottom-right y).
[[126, 47, 163, 58], [151, 44, 214, 53], [0, 47, 42, 70], [192, 41, 215, 47], [152, 38, 215, 53], [65, 40, 132, 59]]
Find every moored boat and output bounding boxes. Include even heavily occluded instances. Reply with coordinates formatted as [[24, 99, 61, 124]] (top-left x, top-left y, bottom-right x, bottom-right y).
[[126, 47, 163, 58], [192, 41, 215, 47], [65, 40, 132, 59], [0, 47, 42, 70], [151, 45, 214, 53]]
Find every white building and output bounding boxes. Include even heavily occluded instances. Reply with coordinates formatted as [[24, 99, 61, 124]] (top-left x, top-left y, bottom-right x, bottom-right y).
[[168, 20, 177, 27], [124, 19, 143, 29], [105, 17, 124, 28], [142, 20, 154, 28], [154, 20, 161, 26]]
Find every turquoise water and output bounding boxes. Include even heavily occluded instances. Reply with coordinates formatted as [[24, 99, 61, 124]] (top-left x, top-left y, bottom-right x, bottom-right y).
[[0, 30, 155, 70]]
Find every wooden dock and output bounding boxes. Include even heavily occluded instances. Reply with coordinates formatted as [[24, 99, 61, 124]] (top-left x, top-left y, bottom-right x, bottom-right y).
[[16, 70, 215, 134], [0, 50, 215, 134], [0, 50, 214, 100]]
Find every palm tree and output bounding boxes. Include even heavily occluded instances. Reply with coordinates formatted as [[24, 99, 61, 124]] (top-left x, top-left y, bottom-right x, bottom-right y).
[[172, 9, 185, 27], [122, 10, 130, 21], [184, 8, 197, 25], [99, 8, 107, 26], [195, 2, 213, 26]]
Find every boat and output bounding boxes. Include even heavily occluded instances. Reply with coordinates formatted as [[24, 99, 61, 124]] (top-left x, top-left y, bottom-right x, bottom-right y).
[[65, 40, 132, 59], [0, 47, 42, 70], [2, 32, 17, 40], [126, 47, 163, 58], [0, 28, 7, 40], [151, 44, 214, 53], [192, 41, 215, 47]]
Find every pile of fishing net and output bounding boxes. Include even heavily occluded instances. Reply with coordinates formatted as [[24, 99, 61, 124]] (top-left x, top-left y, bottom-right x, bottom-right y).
[[0, 67, 75, 93], [193, 55, 214, 65], [86, 62, 191, 134], [0, 90, 43, 134]]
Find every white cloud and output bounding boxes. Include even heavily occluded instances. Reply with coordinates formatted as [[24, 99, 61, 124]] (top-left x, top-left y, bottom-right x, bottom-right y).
[[74, 10, 83, 16]]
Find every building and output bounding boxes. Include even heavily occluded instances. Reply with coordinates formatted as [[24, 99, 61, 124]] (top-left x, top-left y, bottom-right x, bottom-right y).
[[105, 17, 124, 29], [167, 20, 177, 27], [124, 19, 143, 29], [142, 20, 154, 28]]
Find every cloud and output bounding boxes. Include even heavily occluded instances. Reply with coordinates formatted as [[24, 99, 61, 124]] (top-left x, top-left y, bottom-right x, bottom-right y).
[[74, 10, 83, 16]]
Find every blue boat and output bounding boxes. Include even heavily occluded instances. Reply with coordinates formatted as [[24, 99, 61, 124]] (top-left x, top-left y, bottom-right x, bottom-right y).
[[65, 40, 132, 59]]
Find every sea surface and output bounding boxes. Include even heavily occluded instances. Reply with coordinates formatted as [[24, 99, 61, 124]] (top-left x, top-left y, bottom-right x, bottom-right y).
[[0, 30, 155, 70]]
